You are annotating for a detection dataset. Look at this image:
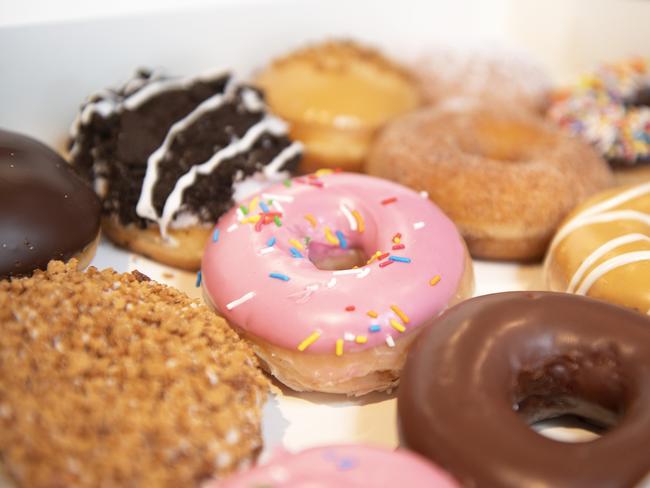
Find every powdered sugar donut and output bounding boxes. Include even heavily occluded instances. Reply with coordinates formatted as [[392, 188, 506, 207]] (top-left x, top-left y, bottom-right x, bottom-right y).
[[201, 172, 473, 395], [206, 445, 458, 488]]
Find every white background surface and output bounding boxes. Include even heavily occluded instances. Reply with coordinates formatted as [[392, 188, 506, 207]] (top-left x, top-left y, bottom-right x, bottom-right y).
[[1, 0, 648, 484]]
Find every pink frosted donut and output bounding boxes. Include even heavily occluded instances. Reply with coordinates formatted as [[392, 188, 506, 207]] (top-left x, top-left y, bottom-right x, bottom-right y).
[[205, 445, 459, 488], [201, 172, 473, 395]]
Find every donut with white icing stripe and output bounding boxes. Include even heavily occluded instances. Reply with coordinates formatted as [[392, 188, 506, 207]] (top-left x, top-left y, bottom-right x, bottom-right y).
[[544, 182, 650, 313], [69, 69, 301, 270], [201, 172, 473, 395]]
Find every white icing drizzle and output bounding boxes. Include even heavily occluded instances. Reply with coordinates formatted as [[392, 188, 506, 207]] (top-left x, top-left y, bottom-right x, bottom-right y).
[[567, 233, 650, 292], [156, 115, 295, 238], [135, 90, 231, 222], [226, 291, 256, 310], [575, 251, 650, 295]]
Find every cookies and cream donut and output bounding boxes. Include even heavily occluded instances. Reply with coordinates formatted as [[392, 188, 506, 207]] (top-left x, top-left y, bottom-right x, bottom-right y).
[[366, 103, 613, 260], [0, 260, 268, 487], [255, 40, 421, 173], [398, 291, 650, 487], [207, 445, 458, 487], [69, 69, 301, 270], [548, 59, 650, 184], [544, 182, 650, 313], [0, 129, 100, 279], [201, 172, 473, 395]]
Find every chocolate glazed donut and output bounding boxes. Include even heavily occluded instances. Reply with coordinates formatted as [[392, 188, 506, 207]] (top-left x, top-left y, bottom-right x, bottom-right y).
[[398, 292, 650, 487]]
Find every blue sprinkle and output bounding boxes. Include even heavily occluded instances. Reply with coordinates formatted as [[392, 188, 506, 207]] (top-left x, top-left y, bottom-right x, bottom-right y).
[[335, 230, 347, 249], [389, 256, 411, 263], [337, 458, 357, 471], [195, 271, 202, 287], [260, 201, 270, 213], [269, 272, 290, 281], [289, 247, 303, 258], [212, 229, 220, 242], [369, 324, 381, 333], [267, 236, 276, 247]]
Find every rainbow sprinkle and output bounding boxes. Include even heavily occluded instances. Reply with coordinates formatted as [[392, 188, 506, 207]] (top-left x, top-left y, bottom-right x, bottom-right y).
[[335, 339, 344, 357], [267, 236, 276, 247], [336, 230, 348, 249], [324, 226, 340, 245], [260, 201, 270, 213], [195, 271, 202, 287], [304, 213, 317, 228], [352, 210, 365, 233], [289, 247, 303, 258], [298, 331, 321, 351], [379, 260, 394, 268], [385, 336, 396, 348], [389, 256, 411, 263], [369, 325, 381, 333], [212, 229, 220, 242], [269, 272, 290, 281], [274, 215, 282, 227], [345, 305, 356, 312], [390, 305, 410, 324], [381, 197, 398, 205], [430, 275, 442, 286], [367, 310, 379, 318], [289, 238, 305, 251], [355, 336, 368, 344], [390, 319, 405, 333]]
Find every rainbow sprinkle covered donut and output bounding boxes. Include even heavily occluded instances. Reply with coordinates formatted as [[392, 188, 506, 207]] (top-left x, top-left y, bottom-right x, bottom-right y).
[[201, 171, 473, 395], [548, 59, 650, 175]]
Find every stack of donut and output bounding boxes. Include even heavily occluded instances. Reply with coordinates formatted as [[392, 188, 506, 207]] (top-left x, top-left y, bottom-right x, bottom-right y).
[[1, 37, 650, 488]]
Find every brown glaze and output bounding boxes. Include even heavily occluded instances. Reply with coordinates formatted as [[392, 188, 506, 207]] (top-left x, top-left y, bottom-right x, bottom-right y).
[[0, 129, 101, 278], [398, 291, 650, 488]]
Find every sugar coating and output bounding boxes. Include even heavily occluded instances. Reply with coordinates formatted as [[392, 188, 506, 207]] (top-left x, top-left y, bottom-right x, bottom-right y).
[[0, 261, 268, 488]]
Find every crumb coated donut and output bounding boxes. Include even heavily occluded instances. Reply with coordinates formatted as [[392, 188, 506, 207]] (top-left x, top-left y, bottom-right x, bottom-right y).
[[255, 40, 421, 173], [0, 129, 101, 279], [366, 103, 614, 260], [201, 172, 473, 395], [413, 44, 551, 113], [398, 292, 650, 487], [548, 59, 650, 184], [69, 68, 301, 270], [0, 260, 268, 488], [544, 182, 650, 313], [207, 445, 459, 487]]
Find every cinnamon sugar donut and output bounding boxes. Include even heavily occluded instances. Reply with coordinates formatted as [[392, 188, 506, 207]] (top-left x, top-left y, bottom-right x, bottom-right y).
[[366, 103, 614, 260], [255, 40, 421, 173]]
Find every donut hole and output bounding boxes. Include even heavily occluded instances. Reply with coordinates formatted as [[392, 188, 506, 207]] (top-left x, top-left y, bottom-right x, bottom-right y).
[[455, 119, 550, 162], [513, 351, 627, 443], [307, 241, 369, 270], [626, 85, 650, 107]]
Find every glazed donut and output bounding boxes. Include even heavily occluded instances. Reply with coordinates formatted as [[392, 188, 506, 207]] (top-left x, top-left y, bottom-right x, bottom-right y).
[[548, 58, 650, 184], [0, 260, 268, 487], [398, 291, 650, 488], [0, 129, 101, 279], [207, 445, 458, 487], [255, 40, 421, 173], [544, 182, 650, 313], [201, 172, 473, 395], [366, 103, 614, 260], [69, 69, 301, 270], [413, 44, 551, 113]]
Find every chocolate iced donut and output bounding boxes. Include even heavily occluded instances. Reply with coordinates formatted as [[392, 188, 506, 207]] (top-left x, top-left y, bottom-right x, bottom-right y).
[[398, 291, 650, 488], [0, 129, 101, 279]]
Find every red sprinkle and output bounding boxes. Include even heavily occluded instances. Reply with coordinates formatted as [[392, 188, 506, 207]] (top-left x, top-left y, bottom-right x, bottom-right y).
[[379, 260, 394, 268], [308, 181, 324, 188], [345, 305, 356, 312], [392, 244, 405, 250], [381, 197, 398, 205], [377, 252, 390, 261], [307, 174, 319, 180], [254, 218, 264, 232]]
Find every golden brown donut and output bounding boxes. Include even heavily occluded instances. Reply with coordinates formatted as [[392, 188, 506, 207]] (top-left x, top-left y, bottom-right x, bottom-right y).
[[366, 103, 614, 260], [544, 182, 650, 313], [255, 40, 421, 173]]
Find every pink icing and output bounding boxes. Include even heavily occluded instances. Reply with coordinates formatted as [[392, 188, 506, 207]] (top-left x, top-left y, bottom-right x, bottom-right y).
[[205, 444, 459, 488], [201, 172, 465, 354]]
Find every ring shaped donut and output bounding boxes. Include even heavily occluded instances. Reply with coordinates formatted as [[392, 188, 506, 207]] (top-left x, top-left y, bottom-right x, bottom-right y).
[[398, 291, 650, 487], [202, 172, 472, 394]]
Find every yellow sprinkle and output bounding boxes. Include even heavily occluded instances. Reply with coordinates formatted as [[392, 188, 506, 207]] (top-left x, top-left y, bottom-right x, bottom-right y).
[[335, 338, 344, 356], [393, 236, 401, 244], [390, 319, 405, 333], [248, 196, 260, 214], [366, 251, 382, 265], [355, 335, 368, 344], [390, 305, 410, 324], [315, 168, 334, 177], [324, 226, 340, 245], [304, 213, 317, 228], [297, 331, 321, 351], [289, 238, 305, 251], [390, 319, 406, 332], [242, 215, 261, 224], [429, 275, 441, 286], [351, 210, 365, 233], [367, 310, 379, 318]]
